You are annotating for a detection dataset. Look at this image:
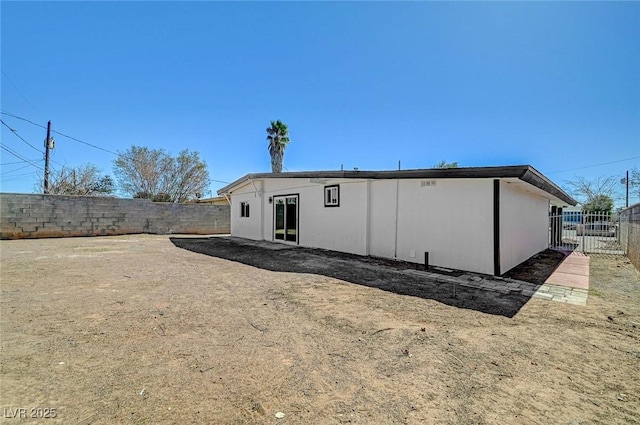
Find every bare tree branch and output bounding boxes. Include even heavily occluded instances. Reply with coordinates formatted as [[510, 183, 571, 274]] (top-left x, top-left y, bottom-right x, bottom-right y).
[[113, 146, 209, 202], [564, 176, 618, 204], [36, 164, 114, 196]]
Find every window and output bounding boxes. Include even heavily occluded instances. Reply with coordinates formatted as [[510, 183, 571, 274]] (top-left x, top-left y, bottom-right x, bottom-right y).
[[240, 202, 250, 217], [324, 185, 339, 207]]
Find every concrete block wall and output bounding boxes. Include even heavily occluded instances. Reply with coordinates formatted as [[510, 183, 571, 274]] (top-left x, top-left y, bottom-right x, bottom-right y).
[[620, 203, 640, 272], [0, 193, 230, 239]]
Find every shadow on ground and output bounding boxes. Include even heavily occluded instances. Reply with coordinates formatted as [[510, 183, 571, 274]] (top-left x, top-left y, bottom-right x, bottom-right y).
[[170, 236, 549, 318]]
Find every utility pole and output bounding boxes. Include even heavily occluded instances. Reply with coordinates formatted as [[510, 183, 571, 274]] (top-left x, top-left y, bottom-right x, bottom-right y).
[[43, 121, 54, 194], [626, 170, 629, 208]]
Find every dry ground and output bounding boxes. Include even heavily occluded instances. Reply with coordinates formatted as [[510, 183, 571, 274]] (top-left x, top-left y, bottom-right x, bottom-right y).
[[0, 235, 638, 425]]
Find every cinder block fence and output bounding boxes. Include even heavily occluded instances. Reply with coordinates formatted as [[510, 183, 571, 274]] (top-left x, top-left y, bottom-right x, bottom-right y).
[[0, 193, 230, 239], [620, 203, 640, 272]]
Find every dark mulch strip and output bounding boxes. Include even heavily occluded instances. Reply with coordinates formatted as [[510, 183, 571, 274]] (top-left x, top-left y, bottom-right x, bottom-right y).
[[170, 236, 536, 318], [503, 249, 568, 285]]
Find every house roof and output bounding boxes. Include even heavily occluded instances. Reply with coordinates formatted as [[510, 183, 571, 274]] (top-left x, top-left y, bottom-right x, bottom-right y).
[[186, 196, 229, 205], [218, 165, 577, 206]]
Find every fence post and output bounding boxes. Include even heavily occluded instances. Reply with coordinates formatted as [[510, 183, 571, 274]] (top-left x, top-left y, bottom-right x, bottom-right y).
[[582, 212, 586, 253], [550, 206, 558, 248], [556, 207, 563, 246]]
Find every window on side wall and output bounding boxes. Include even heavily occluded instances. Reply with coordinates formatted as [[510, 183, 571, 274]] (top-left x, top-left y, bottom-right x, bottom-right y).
[[324, 185, 339, 207], [240, 202, 250, 217]]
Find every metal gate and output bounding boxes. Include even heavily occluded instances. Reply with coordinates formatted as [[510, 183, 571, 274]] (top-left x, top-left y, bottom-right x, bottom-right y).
[[549, 210, 626, 255]]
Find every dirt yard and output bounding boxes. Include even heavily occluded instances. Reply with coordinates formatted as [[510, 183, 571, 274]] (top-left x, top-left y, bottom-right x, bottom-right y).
[[1, 235, 638, 425]]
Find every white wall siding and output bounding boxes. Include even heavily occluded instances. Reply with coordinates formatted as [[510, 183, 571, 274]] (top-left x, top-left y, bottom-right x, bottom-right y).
[[499, 181, 549, 273], [258, 178, 368, 255], [298, 180, 369, 255], [227, 175, 553, 276], [261, 178, 302, 241], [368, 180, 399, 259], [394, 179, 495, 275], [229, 182, 263, 240]]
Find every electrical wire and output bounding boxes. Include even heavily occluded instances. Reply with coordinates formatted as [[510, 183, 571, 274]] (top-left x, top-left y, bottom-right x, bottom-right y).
[[1, 70, 42, 114], [1, 111, 118, 155], [1, 163, 38, 175], [0, 144, 44, 170], [1, 172, 38, 182], [0, 119, 44, 153], [546, 156, 640, 174], [3, 110, 637, 173], [47, 144, 65, 167], [1, 160, 42, 166], [0, 110, 46, 129], [50, 128, 118, 155]]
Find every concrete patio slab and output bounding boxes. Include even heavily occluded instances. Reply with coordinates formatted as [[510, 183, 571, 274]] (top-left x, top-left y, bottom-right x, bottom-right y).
[[544, 251, 590, 291]]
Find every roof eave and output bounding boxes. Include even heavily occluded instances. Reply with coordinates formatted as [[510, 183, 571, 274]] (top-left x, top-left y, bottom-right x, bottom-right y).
[[519, 167, 577, 206], [217, 166, 577, 206], [217, 166, 531, 194]]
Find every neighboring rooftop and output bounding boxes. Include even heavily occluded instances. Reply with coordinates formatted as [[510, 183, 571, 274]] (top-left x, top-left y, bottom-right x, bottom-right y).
[[218, 165, 577, 206]]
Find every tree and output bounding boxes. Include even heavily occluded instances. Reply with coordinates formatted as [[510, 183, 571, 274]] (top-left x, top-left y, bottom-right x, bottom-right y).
[[266, 120, 290, 173], [582, 194, 614, 214], [565, 177, 619, 206], [113, 146, 209, 203], [133, 191, 172, 202], [433, 160, 459, 169], [38, 164, 114, 196], [564, 176, 618, 212], [164, 149, 210, 202]]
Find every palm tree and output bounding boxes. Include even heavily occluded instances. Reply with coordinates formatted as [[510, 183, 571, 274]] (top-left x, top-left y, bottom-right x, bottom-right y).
[[266, 120, 290, 173]]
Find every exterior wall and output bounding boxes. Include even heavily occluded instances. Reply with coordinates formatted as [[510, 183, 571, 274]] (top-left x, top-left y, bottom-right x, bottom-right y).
[[257, 178, 369, 255], [260, 178, 304, 242], [499, 181, 550, 274], [368, 180, 399, 259], [620, 203, 640, 271], [298, 180, 369, 255], [394, 179, 495, 275], [0, 193, 230, 239], [229, 181, 264, 241], [226, 176, 553, 275]]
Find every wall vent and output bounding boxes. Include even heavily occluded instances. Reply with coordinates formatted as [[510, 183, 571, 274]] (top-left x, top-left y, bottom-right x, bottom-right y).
[[420, 180, 437, 187]]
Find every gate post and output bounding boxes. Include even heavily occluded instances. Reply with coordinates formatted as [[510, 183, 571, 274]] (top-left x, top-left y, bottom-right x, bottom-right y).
[[556, 207, 563, 247], [550, 206, 559, 247]]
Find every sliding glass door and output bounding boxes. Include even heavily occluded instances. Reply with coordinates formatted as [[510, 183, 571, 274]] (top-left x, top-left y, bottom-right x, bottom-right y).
[[274, 195, 298, 243]]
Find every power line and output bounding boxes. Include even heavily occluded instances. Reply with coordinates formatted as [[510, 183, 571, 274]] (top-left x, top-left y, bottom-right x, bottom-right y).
[[0, 110, 46, 129], [1, 111, 118, 155], [0, 144, 44, 170], [51, 128, 118, 155], [0, 119, 44, 153], [1, 172, 38, 182], [0, 144, 40, 168], [211, 178, 231, 184], [1, 159, 42, 166], [1, 163, 38, 175], [48, 146, 65, 167], [1, 70, 42, 114], [546, 155, 640, 174]]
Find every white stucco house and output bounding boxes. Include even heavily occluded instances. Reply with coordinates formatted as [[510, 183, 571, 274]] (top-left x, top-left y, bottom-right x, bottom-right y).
[[218, 165, 577, 276]]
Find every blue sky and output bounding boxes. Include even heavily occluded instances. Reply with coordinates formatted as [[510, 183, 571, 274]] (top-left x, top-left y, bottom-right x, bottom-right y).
[[1, 2, 639, 205]]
